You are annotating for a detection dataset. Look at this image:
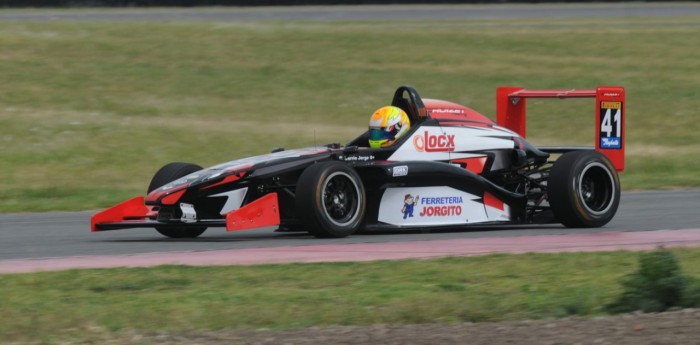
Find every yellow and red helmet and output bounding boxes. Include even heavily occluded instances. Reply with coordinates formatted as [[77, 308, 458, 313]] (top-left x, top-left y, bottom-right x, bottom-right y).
[[368, 106, 410, 148]]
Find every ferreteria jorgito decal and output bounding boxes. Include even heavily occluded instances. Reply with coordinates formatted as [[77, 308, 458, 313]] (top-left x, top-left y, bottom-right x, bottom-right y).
[[401, 194, 418, 219], [418, 195, 463, 217], [378, 186, 489, 226]]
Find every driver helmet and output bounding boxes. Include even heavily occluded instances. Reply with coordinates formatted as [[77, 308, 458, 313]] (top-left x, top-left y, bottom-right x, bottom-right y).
[[368, 106, 410, 148]]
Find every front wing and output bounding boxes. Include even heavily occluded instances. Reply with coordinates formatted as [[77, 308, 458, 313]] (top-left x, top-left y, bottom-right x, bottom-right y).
[[91, 193, 281, 232]]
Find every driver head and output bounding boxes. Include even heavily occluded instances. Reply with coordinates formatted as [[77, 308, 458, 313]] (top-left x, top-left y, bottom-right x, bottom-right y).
[[368, 106, 410, 148]]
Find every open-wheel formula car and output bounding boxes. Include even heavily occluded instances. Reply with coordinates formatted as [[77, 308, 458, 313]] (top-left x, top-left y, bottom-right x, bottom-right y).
[[92, 85, 625, 238]]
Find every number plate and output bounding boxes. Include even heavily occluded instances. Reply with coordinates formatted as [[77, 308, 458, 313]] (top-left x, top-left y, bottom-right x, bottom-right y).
[[599, 101, 622, 149]]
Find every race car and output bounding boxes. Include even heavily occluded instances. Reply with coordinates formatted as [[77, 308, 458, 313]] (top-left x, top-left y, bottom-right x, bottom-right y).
[[92, 85, 625, 238]]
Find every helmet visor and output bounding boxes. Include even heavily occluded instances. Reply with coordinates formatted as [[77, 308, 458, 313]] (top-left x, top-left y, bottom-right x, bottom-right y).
[[369, 128, 394, 141]]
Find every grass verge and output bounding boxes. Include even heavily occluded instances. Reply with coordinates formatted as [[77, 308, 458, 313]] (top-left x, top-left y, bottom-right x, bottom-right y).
[[1, 248, 700, 343], [1, 18, 699, 211]]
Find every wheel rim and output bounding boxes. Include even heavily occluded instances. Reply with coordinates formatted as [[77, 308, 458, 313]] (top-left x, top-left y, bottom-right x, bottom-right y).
[[577, 162, 616, 216], [321, 171, 361, 227]]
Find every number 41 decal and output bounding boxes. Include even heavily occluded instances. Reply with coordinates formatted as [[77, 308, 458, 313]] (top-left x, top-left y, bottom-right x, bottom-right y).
[[600, 101, 622, 149]]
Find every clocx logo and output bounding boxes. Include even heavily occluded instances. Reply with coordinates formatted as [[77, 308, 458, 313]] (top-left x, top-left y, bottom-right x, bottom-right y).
[[413, 131, 456, 152]]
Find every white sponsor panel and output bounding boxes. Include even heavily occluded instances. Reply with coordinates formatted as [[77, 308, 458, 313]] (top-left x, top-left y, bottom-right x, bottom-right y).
[[485, 203, 510, 222], [378, 186, 489, 226], [389, 126, 515, 161]]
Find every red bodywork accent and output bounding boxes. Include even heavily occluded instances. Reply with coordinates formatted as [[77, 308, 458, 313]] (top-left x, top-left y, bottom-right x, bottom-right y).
[[451, 157, 488, 174], [424, 98, 495, 124], [201, 172, 246, 190], [160, 189, 185, 205], [145, 183, 187, 203], [145, 190, 165, 203], [225, 193, 280, 232], [91, 197, 149, 232], [496, 86, 625, 171], [483, 192, 505, 211], [436, 121, 493, 129]]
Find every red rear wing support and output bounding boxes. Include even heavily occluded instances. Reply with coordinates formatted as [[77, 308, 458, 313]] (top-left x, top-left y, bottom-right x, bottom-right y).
[[496, 86, 625, 171]]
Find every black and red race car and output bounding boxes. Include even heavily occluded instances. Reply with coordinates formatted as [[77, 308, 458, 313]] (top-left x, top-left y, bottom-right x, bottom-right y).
[[92, 85, 625, 238]]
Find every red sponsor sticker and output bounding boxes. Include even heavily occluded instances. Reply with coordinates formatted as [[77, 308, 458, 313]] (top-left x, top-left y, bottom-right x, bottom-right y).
[[413, 131, 456, 152]]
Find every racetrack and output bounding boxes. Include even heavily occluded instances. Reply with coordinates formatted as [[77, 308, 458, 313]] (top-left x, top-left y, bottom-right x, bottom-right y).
[[1, 4, 699, 272], [1, 190, 699, 273]]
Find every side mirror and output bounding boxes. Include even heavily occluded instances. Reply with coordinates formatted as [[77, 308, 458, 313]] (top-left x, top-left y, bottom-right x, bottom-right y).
[[512, 149, 528, 168]]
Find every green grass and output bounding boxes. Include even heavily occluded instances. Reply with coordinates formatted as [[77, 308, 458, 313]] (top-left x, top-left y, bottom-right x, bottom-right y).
[[1, 248, 699, 343], [1, 18, 699, 211]]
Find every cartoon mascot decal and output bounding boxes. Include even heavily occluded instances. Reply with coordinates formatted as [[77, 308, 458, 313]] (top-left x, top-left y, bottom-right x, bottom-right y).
[[402, 194, 419, 219]]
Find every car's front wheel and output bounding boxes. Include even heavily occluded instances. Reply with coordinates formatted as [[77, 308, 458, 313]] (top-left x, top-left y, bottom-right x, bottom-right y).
[[296, 162, 366, 238], [548, 151, 620, 228], [148, 162, 207, 238]]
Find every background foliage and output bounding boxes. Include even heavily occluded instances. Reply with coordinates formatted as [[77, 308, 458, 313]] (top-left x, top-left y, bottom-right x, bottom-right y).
[[607, 248, 700, 313]]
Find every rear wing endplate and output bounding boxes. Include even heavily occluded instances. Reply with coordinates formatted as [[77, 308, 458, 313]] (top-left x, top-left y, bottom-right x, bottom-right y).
[[496, 86, 625, 171]]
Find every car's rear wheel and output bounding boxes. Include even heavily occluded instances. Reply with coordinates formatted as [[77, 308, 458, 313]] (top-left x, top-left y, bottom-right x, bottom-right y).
[[148, 162, 207, 238], [296, 162, 366, 238], [548, 151, 620, 228]]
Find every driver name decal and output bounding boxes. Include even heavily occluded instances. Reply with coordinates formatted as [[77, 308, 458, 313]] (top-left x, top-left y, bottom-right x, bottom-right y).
[[413, 131, 455, 152], [339, 154, 375, 162]]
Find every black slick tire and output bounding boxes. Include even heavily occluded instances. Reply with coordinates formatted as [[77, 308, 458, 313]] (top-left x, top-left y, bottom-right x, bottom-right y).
[[548, 151, 621, 228], [148, 162, 207, 238], [296, 162, 366, 238]]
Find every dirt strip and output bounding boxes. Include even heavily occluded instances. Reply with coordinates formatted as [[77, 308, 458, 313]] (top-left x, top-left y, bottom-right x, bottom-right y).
[[84, 309, 700, 345], [2, 229, 700, 274]]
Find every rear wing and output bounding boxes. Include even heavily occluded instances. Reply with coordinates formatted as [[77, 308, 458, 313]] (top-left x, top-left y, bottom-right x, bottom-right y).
[[496, 86, 625, 172]]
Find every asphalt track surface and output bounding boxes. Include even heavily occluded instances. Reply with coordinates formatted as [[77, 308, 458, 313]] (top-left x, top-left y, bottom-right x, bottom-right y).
[[1, 3, 699, 22], [1, 190, 699, 268]]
